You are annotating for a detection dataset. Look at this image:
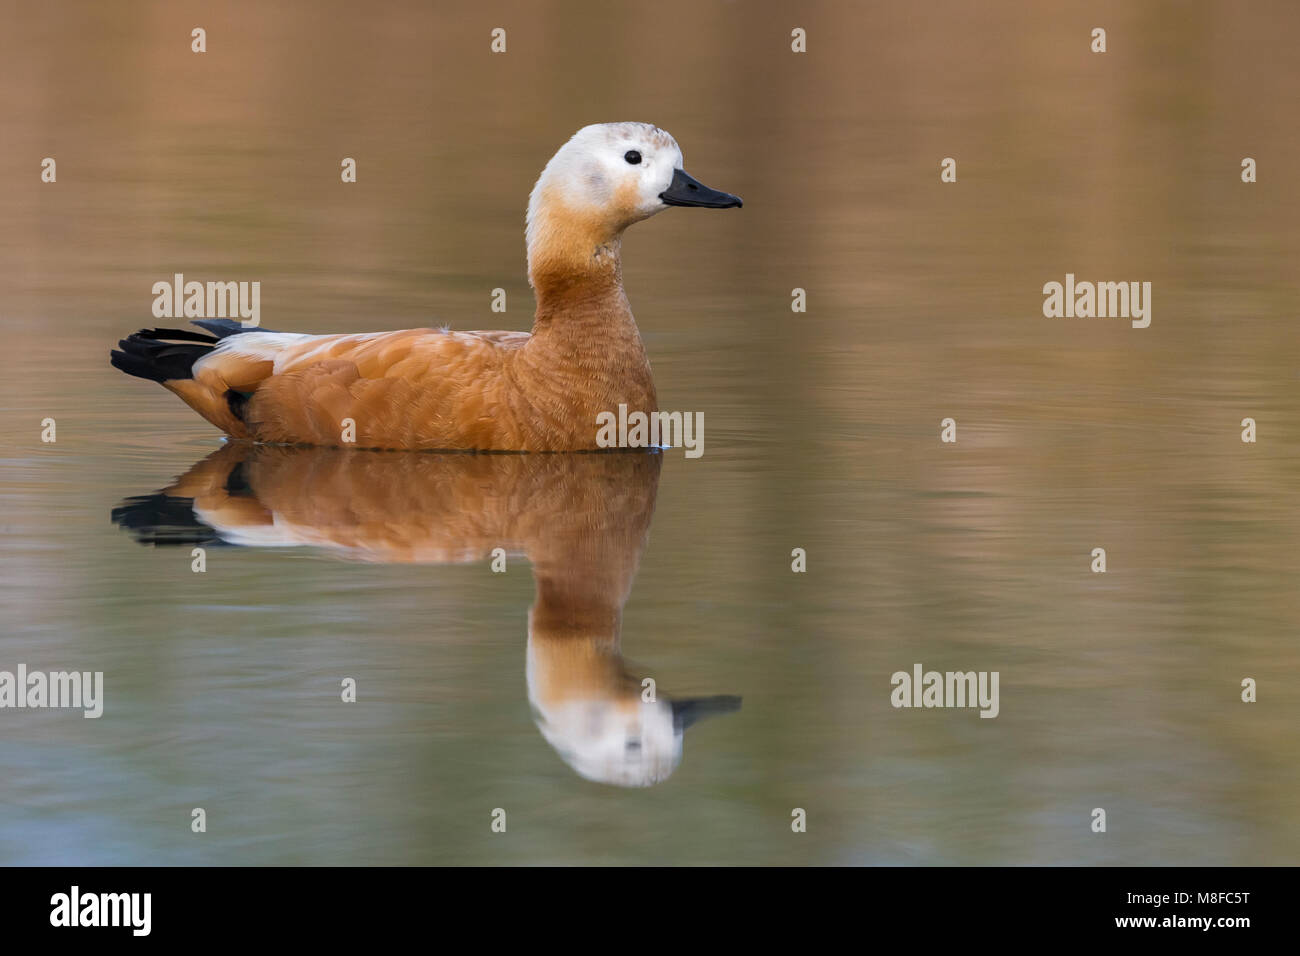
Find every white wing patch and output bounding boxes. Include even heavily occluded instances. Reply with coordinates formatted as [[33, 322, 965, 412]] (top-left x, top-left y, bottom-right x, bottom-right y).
[[194, 331, 390, 376], [192, 332, 312, 374]]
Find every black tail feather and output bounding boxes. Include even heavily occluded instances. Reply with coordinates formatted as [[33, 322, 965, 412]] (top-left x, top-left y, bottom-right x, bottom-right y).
[[134, 327, 220, 344], [110, 321, 274, 384], [192, 318, 278, 338], [110, 327, 218, 384]]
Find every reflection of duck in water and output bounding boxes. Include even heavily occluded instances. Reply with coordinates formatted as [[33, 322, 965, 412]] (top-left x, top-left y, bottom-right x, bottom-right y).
[[114, 445, 739, 787]]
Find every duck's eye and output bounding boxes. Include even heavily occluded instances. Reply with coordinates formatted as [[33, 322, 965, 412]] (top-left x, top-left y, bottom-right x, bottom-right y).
[[624, 150, 642, 165]]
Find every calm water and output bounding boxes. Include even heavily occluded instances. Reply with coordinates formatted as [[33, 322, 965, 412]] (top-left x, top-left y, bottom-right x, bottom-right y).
[[2, 0, 1298, 864]]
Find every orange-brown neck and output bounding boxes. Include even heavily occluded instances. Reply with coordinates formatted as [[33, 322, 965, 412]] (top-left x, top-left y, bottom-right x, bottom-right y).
[[520, 206, 657, 436]]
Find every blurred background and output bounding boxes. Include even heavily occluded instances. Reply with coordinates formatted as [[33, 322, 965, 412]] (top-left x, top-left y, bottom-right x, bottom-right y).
[[1, 0, 1298, 864]]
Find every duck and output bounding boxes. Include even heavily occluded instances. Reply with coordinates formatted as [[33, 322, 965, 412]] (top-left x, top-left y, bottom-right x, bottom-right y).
[[109, 122, 742, 450], [113, 445, 741, 786]]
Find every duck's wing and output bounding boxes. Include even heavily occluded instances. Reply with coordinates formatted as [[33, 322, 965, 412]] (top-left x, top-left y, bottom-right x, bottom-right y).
[[177, 324, 530, 447]]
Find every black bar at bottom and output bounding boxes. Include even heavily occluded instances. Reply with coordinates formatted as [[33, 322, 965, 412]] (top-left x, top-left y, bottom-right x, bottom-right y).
[[0, 866, 1282, 941]]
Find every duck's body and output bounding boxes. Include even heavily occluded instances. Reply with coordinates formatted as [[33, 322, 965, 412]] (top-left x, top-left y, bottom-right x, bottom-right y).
[[154, 296, 654, 450], [110, 123, 740, 451]]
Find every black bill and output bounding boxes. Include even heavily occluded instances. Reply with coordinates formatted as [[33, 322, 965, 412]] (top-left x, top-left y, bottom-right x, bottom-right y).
[[659, 168, 743, 209]]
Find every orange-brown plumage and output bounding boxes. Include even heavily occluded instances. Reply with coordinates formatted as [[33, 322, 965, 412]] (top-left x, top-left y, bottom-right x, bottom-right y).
[[110, 123, 740, 450]]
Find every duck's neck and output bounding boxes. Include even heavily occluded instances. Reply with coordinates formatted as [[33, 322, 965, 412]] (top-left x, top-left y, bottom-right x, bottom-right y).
[[522, 214, 657, 417], [526, 197, 629, 322], [528, 235, 629, 332]]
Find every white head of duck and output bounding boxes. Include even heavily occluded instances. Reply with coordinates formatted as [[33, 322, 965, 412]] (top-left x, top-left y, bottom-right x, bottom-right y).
[[525, 122, 742, 292]]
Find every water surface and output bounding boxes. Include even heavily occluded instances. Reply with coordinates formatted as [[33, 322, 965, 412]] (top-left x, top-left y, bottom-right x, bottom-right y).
[[1, 0, 1298, 864]]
